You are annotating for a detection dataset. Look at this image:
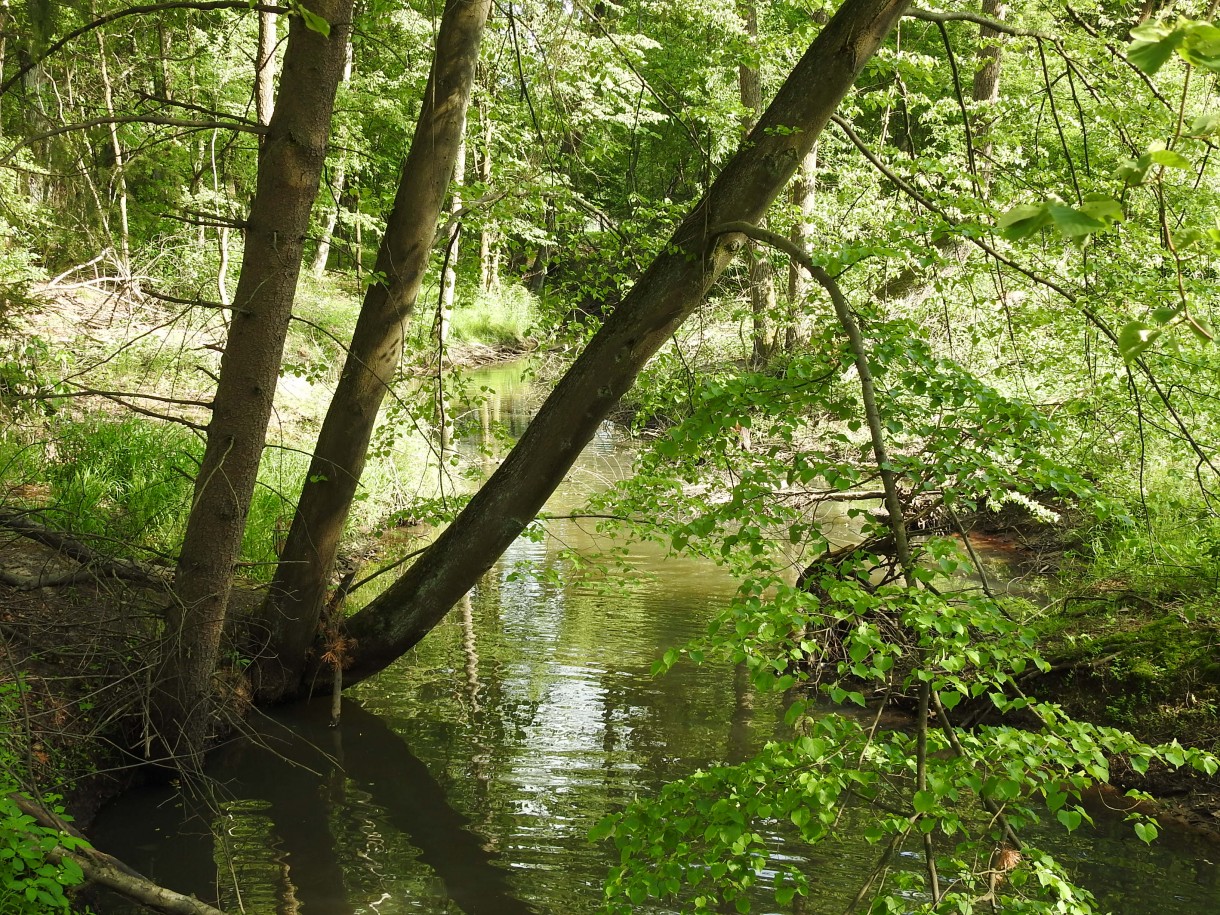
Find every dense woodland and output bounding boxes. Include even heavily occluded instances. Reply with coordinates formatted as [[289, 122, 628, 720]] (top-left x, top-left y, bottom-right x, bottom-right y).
[[3, 0, 1220, 912]]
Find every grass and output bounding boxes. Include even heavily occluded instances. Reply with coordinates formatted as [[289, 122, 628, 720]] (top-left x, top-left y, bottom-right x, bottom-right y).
[[450, 284, 538, 346]]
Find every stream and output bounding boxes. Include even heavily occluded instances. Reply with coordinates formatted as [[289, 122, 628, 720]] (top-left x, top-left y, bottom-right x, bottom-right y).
[[93, 362, 1220, 914]]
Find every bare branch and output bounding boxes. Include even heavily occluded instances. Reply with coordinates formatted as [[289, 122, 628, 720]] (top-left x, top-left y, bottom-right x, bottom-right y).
[[0, 116, 266, 167], [908, 6, 1048, 39], [0, 2, 287, 98]]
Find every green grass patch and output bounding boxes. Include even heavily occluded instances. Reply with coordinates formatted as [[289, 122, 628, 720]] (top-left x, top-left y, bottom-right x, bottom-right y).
[[450, 284, 538, 346]]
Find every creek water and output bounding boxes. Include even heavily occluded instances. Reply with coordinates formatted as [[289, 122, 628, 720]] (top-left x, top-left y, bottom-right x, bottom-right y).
[[93, 362, 1219, 914]]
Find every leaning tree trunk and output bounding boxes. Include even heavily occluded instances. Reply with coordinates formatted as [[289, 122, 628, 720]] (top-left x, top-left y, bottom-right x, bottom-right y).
[[160, 0, 354, 764], [258, 0, 492, 702], [326, 0, 912, 688]]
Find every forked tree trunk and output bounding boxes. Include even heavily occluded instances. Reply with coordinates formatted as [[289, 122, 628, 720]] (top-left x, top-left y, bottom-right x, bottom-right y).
[[259, 0, 492, 701], [160, 0, 355, 764], [326, 0, 912, 688]]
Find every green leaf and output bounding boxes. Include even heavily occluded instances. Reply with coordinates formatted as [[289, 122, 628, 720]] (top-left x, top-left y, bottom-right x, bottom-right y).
[[1128, 26, 1185, 74], [298, 5, 332, 36], [1187, 112, 1220, 136], [1146, 148, 1192, 169], [1078, 194, 1124, 225], [1118, 321, 1161, 361], [1047, 203, 1107, 238], [1057, 807, 1082, 832], [997, 203, 1050, 239], [1134, 820, 1159, 844], [912, 790, 937, 815]]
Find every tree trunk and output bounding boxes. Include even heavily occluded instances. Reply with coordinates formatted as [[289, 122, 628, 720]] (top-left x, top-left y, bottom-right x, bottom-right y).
[[156, 18, 173, 101], [95, 28, 131, 278], [971, 0, 1005, 193], [312, 36, 354, 275], [258, 0, 492, 702], [255, 9, 278, 129], [160, 0, 355, 764], [785, 144, 817, 350], [328, 0, 912, 688], [0, 1, 9, 142], [438, 131, 467, 349], [738, 0, 775, 368], [476, 98, 498, 294]]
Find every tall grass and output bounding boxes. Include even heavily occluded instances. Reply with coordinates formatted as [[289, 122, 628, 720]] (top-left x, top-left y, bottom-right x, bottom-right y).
[[2, 417, 309, 579], [451, 284, 538, 346]]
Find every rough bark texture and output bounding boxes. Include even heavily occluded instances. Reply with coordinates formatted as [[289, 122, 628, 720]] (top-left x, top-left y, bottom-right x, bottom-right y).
[[161, 0, 354, 760], [330, 0, 913, 688], [259, 0, 492, 701]]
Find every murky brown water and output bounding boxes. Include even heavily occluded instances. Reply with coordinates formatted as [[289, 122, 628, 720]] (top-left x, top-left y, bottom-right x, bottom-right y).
[[93, 362, 1220, 914]]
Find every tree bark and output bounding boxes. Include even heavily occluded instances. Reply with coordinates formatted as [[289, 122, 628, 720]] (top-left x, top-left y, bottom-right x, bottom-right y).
[[160, 0, 355, 763], [0, 1, 9, 142], [329, 0, 912, 688], [438, 130, 467, 349], [476, 97, 498, 294], [255, 9, 278, 129], [738, 0, 775, 368], [785, 144, 817, 350], [258, 0, 492, 701], [95, 27, 131, 278], [971, 0, 1005, 193], [311, 35, 353, 275]]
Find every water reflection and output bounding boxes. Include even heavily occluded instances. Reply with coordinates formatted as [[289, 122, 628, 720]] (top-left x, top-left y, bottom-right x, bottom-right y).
[[92, 361, 1220, 914]]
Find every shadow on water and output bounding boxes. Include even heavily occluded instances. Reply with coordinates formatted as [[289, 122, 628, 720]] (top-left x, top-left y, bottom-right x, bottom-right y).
[[92, 698, 537, 915]]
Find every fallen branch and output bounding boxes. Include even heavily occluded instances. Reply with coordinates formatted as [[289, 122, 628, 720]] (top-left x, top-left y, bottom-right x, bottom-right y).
[[0, 512, 172, 588], [9, 794, 229, 915]]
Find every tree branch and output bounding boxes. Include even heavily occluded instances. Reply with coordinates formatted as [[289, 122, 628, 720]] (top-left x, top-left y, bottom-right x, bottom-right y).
[[0, 2, 287, 98], [908, 6, 1048, 39], [0, 116, 266, 167]]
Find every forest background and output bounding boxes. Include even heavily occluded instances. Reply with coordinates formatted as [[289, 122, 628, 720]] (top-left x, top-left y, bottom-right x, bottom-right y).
[[3, 0, 1220, 912]]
